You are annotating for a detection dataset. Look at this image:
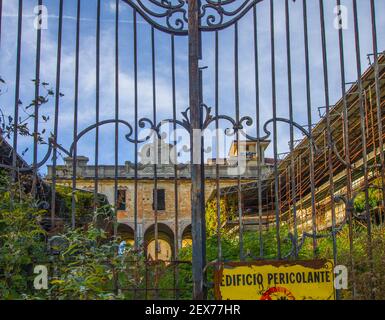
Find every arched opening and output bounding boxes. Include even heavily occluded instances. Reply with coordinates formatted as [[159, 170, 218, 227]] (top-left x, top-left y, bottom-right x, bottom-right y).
[[181, 224, 192, 248], [117, 224, 135, 246], [144, 223, 174, 261]]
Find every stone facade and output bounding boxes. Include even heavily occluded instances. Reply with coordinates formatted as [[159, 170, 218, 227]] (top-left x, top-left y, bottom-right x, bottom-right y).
[[46, 140, 273, 259]]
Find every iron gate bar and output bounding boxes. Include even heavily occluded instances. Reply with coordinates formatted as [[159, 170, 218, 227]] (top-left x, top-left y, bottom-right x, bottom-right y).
[[234, 20, 243, 261], [352, 0, 373, 300], [71, 0, 81, 229], [362, 0, 374, 299], [253, 4, 264, 258], [336, 0, 355, 298], [94, 0, 101, 212], [32, 0, 42, 198], [269, 0, 281, 259], [319, 0, 337, 273], [215, 29, 221, 261], [199, 65, 207, 298], [121, 0, 266, 35], [302, 0, 318, 257], [114, 0, 120, 239], [12, 0, 23, 184], [319, 0, 336, 262], [51, 0, 64, 228], [151, 25, 160, 294], [0, 0, 384, 301], [188, 0, 206, 300], [353, 0, 371, 298], [253, 6, 264, 259], [284, 0, 298, 259], [371, 0, 385, 231], [133, 7, 152, 298], [134, 7, 139, 249], [171, 33, 180, 299]]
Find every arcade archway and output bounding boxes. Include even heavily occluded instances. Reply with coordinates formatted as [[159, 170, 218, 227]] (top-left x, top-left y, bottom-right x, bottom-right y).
[[117, 224, 135, 246], [182, 224, 192, 248], [144, 224, 175, 261]]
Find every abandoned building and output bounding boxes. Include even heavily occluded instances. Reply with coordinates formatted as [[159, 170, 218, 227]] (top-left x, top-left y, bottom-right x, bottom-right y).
[[45, 52, 385, 260], [46, 139, 273, 260], [215, 54, 385, 236]]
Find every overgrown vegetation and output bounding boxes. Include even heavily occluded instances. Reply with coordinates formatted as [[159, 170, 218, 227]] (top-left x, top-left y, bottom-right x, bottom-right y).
[[205, 194, 238, 237], [46, 226, 146, 300], [297, 222, 385, 300], [0, 170, 47, 299], [54, 185, 110, 226], [173, 195, 385, 300], [1, 165, 385, 300], [353, 178, 382, 215], [0, 171, 144, 300], [175, 223, 385, 300], [0, 154, 385, 300]]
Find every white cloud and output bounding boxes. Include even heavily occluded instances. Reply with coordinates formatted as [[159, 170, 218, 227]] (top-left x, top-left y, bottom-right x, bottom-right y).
[[1, 0, 385, 166]]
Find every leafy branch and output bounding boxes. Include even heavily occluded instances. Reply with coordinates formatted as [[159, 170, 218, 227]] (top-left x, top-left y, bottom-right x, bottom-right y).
[[0, 77, 65, 156]]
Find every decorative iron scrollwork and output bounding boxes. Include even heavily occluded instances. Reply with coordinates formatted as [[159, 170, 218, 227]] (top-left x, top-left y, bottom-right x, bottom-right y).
[[260, 117, 320, 153], [0, 105, 260, 172], [133, 104, 260, 143], [282, 190, 374, 259], [121, 0, 188, 35], [199, 0, 264, 32], [121, 0, 264, 35]]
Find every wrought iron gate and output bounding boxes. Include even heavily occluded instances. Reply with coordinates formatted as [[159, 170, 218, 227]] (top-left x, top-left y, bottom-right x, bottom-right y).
[[0, 0, 384, 300]]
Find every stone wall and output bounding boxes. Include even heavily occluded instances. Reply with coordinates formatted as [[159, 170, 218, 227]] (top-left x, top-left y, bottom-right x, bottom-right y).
[[62, 178, 245, 249]]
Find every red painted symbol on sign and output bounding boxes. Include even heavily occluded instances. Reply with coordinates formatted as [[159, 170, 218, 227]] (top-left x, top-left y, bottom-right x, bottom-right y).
[[260, 287, 296, 300]]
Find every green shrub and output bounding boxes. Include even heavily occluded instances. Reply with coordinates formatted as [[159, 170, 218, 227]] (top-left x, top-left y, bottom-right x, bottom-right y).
[[0, 174, 138, 300], [47, 225, 146, 300], [205, 195, 237, 237], [0, 179, 48, 299], [354, 188, 381, 213]]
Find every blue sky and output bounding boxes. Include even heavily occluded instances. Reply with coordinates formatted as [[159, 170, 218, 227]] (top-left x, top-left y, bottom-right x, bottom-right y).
[[0, 0, 384, 175]]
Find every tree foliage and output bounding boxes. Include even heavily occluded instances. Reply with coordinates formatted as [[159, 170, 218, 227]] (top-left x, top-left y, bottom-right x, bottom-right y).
[[46, 226, 146, 300], [0, 172, 47, 299]]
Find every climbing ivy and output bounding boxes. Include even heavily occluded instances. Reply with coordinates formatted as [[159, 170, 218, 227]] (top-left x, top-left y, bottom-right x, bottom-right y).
[[205, 194, 237, 237], [354, 188, 381, 213]]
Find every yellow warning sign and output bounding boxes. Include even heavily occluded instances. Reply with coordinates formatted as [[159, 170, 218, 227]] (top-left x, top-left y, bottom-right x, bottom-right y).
[[214, 260, 335, 300]]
